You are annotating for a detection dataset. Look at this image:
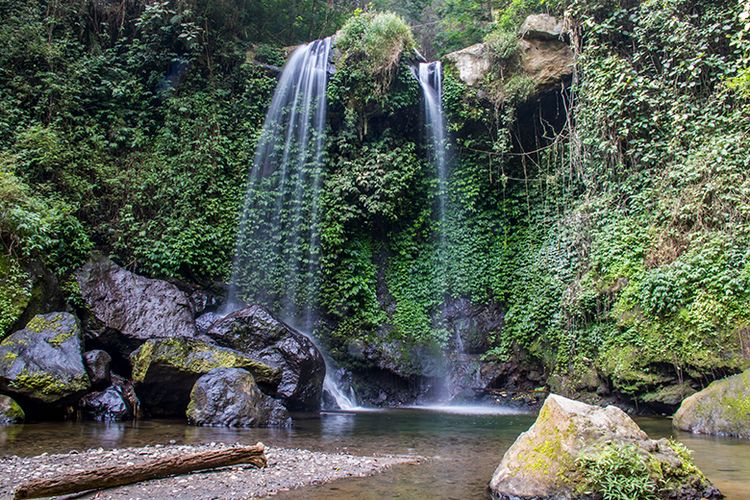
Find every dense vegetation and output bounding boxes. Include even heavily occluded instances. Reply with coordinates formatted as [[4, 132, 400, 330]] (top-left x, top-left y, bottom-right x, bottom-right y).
[[2, 0, 749, 405]]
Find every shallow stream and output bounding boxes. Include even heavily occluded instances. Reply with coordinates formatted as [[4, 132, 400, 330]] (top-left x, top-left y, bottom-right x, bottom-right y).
[[1, 407, 749, 499]]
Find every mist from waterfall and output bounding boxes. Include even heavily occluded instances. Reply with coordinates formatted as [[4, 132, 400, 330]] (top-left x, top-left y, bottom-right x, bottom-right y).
[[226, 37, 358, 411]]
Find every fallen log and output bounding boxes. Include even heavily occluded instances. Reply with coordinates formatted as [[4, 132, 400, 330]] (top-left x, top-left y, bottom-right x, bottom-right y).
[[13, 443, 267, 500]]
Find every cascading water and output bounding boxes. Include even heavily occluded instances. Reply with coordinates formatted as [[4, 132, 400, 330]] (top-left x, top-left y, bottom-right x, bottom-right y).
[[227, 37, 358, 411], [415, 61, 463, 401]]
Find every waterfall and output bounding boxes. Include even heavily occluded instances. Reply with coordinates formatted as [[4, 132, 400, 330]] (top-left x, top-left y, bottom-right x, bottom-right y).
[[227, 37, 359, 411], [415, 61, 463, 401]]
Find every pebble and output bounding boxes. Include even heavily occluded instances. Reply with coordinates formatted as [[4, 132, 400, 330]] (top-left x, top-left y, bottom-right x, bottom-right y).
[[0, 443, 419, 499]]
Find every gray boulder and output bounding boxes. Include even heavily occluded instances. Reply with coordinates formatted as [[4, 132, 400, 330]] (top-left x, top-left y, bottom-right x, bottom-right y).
[[444, 43, 491, 86], [207, 305, 325, 411], [0, 395, 24, 424], [519, 13, 566, 40], [130, 338, 280, 417], [79, 375, 138, 421], [444, 14, 573, 92], [673, 369, 750, 439], [76, 256, 197, 356], [83, 350, 112, 389], [489, 394, 720, 499], [187, 368, 291, 427], [0, 313, 90, 403]]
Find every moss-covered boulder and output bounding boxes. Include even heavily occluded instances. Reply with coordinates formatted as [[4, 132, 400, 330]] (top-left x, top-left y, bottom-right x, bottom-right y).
[[130, 338, 280, 417], [489, 394, 720, 500], [0, 312, 90, 404], [187, 368, 291, 427], [0, 395, 24, 424], [673, 369, 750, 439]]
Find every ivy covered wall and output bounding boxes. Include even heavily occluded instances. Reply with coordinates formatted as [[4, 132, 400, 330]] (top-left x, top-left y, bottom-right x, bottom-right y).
[[2, 0, 749, 407]]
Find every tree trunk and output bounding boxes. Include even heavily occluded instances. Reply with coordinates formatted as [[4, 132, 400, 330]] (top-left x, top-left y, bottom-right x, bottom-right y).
[[14, 443, 267, 500]]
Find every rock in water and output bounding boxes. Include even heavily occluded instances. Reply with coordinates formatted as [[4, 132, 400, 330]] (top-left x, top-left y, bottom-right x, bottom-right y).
[[76, 256, 197, 356], [83, 350, 112, 389], [187, 368, 291, 427], [0, 395, 24, 424], [489, 394, 720, 500], [79, 375, 138, 421], [207, 305, 325, 411], [130, 338, 280, 417], [673, 369, 750, 439], [0, 313, 90, 404]]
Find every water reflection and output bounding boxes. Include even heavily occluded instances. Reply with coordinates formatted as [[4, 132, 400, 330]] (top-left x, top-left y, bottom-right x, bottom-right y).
[[1, 411, 749, 499]]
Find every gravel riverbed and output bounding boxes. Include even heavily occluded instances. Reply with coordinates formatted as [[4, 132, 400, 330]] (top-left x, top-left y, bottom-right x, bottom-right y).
[[0, 442, 421, 499]]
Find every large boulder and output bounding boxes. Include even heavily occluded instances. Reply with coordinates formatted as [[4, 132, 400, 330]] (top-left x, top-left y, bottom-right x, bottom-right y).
[[444, 14, 573, 92], [673, 369, 750, 439], [207, 305, 325, 411], [76, 256, 197, 357], [130, 338, 280, 417], [0, 313, 90, 404], [489, 394, 720, 500], [0, 395, 24, 424], [444, 43, 491, 86], [187, 368, 291, 427], [79, 375, 138, 421]]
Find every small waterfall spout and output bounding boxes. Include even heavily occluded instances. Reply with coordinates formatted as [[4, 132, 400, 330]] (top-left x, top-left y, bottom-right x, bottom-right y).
[[227, 36, 358, 411]]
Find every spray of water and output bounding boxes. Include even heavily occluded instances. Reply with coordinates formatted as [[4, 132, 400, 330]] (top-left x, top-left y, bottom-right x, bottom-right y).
[[226, 37, 358, 411]]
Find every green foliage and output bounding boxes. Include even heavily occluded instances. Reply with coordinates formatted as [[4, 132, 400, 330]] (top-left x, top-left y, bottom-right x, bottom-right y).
[[577, 441, 710, 499], [337, 11, 417, 95], [577, 444, 657, 499]]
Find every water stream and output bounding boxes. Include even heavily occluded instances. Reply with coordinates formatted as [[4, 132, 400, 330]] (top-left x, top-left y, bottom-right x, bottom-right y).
[[2, 412, 749, 499]]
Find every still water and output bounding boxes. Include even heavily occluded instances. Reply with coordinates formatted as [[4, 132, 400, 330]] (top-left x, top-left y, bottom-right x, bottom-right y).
[[1, 408, 749, 499]]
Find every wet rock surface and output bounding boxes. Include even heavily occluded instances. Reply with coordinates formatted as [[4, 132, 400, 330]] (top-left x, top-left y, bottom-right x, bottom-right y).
[[673, 369, 750, 439], [0, 312, 90, 404], [207, 305, 325, 411], [76, 256, 197, 357], [489, 394, 720, 500], [0, 395, 24, 424], [130, 338, 279, 417], [187, 368, 291, 427], [0, 443, 418, 499], [79, 375, 138, 421]]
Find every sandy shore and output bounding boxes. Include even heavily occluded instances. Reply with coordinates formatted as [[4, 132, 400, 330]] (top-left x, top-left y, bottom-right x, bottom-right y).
[[0, 442, 421, 499]]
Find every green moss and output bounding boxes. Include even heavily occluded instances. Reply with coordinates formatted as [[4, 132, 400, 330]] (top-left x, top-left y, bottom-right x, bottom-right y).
[[9, 368, 88, 402], [131, 339, 280, 385], [0, 253, 31, 339], [6, 397, 24, 420]]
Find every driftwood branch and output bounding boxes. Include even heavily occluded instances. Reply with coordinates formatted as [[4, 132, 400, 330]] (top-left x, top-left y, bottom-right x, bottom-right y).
[[13, 443, 267, 500]]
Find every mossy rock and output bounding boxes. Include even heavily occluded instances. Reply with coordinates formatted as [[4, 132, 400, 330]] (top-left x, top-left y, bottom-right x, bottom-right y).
[[0, 312, 90, 404], [129, 338, 280, 417], [489, 394, 720, 499], [673, 369, 750, 439], [0, 394, 24, 424]]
